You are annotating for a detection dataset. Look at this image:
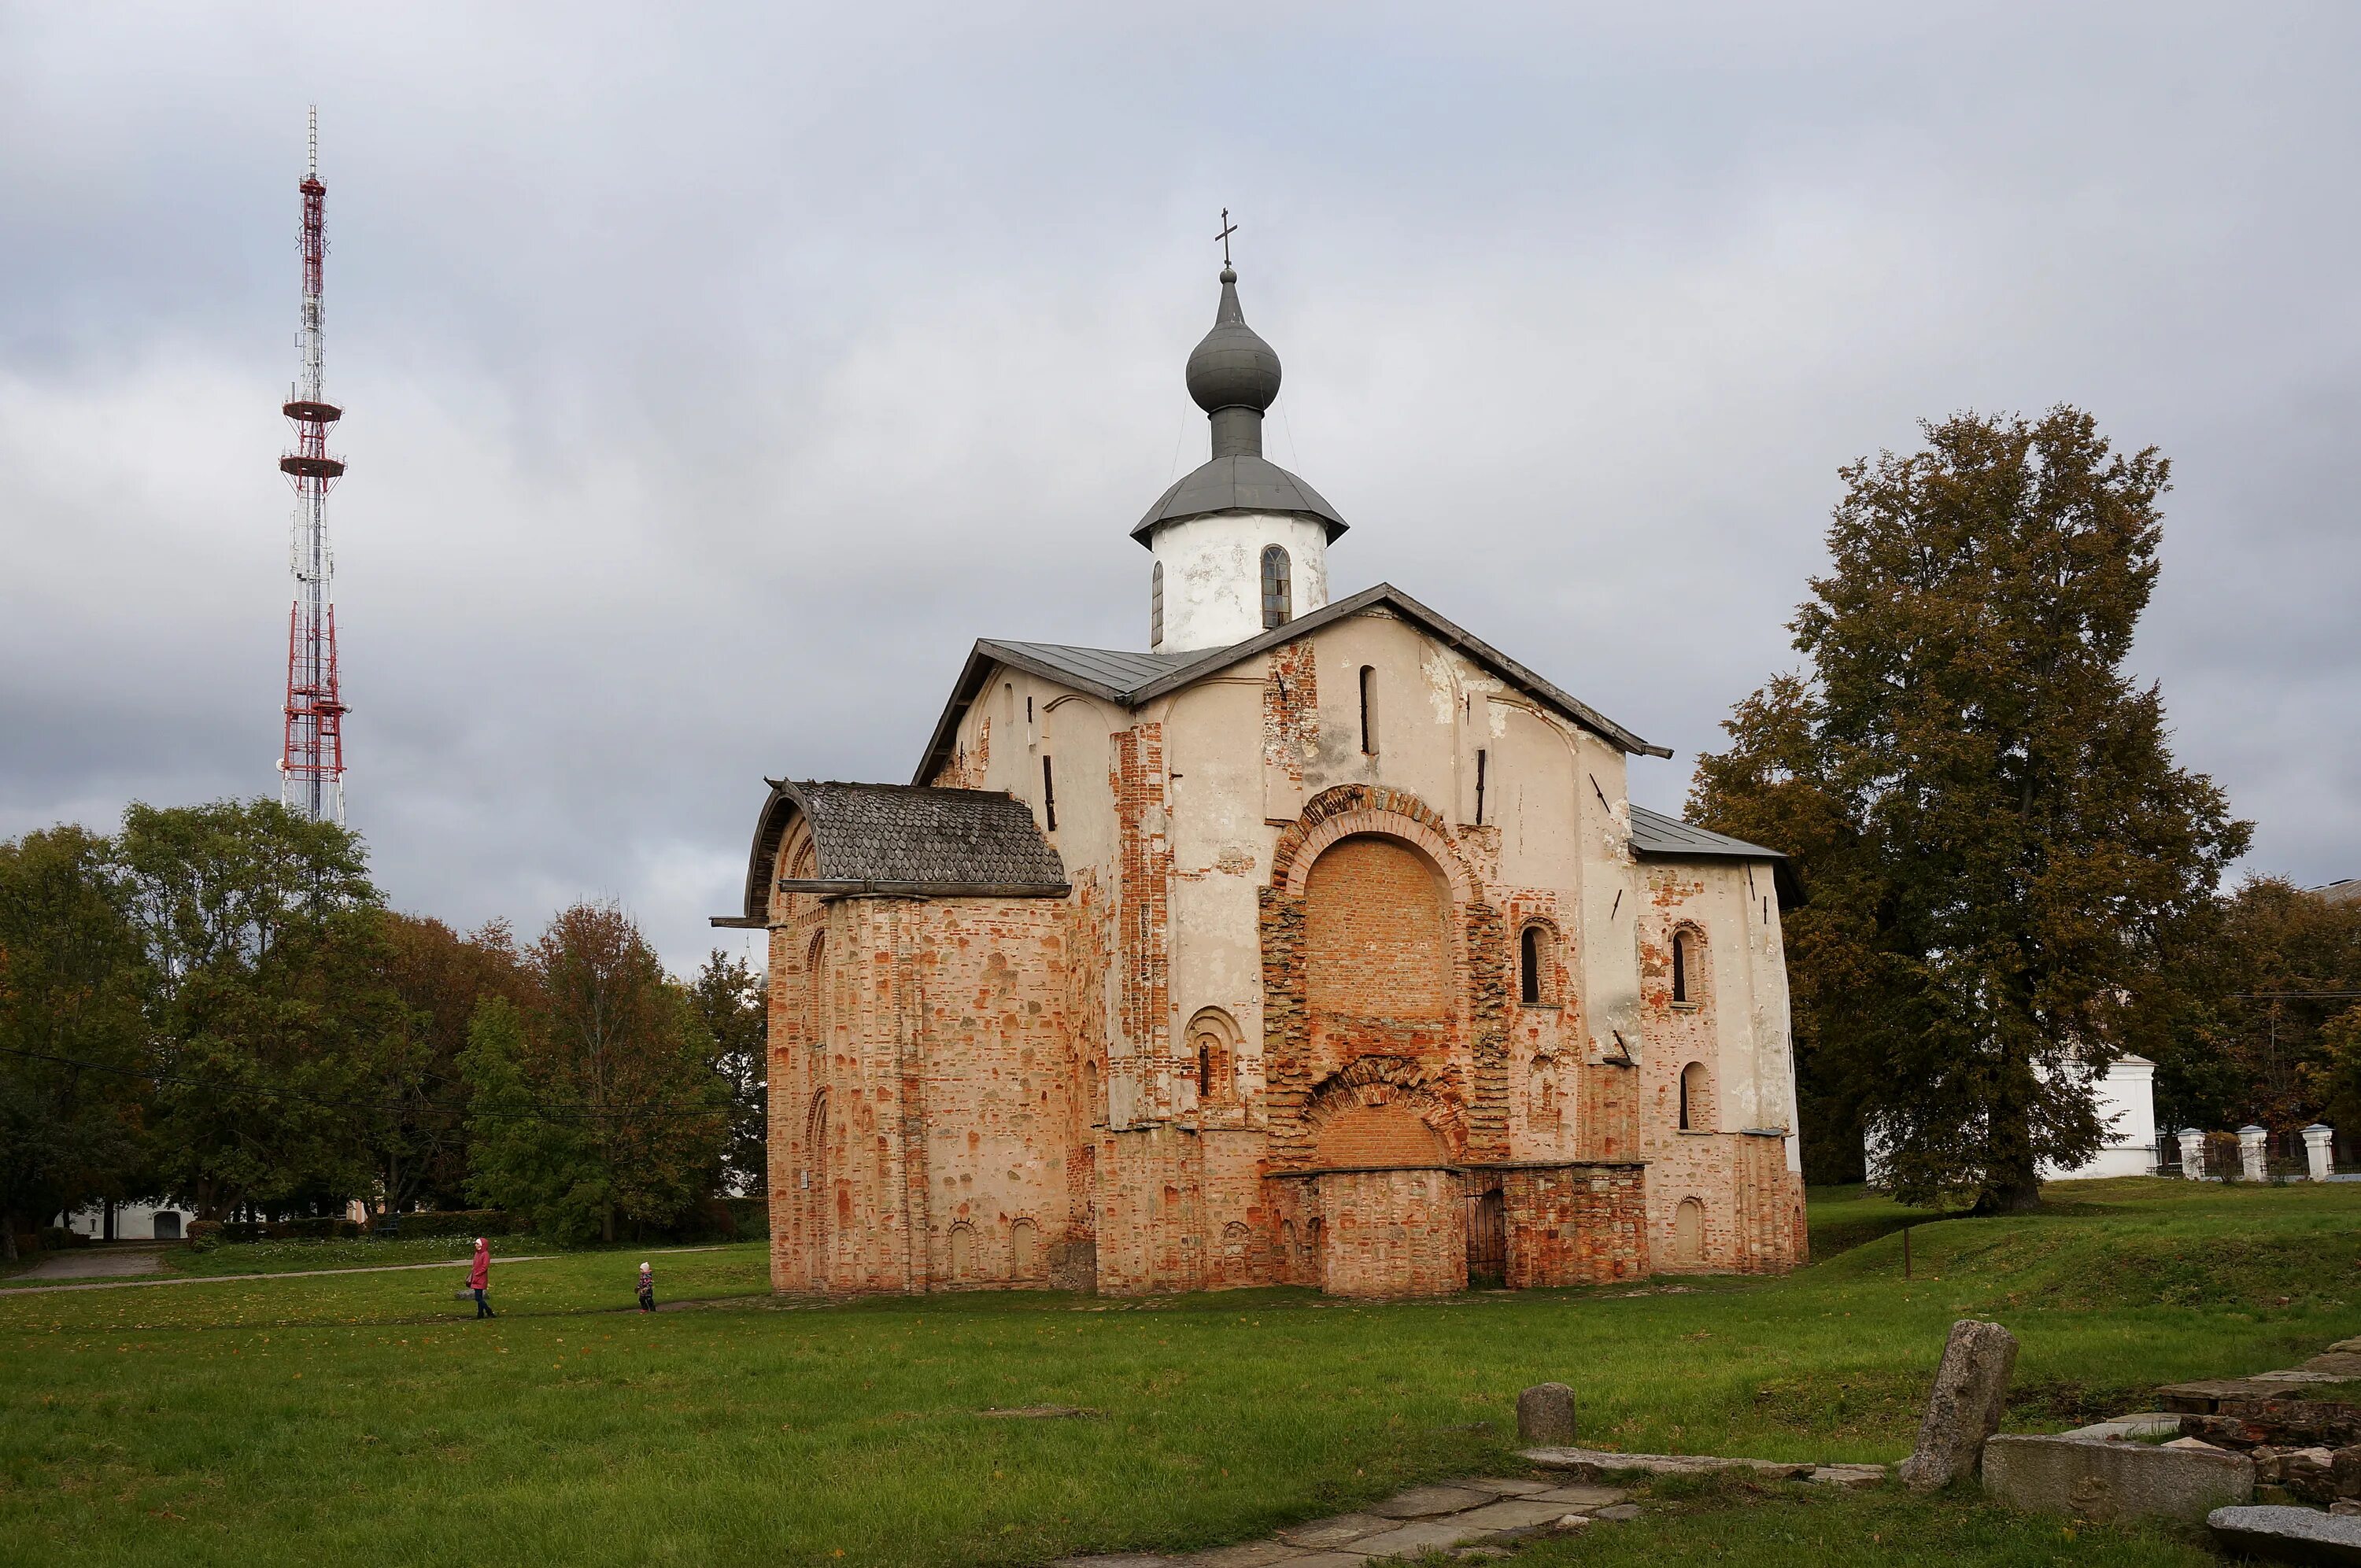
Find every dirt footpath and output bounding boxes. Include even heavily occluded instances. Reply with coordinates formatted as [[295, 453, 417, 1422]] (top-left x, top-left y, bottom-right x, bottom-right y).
[[11, 1244, 170, 1282]]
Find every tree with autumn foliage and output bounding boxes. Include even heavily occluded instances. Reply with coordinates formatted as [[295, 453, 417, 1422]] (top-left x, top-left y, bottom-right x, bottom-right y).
[[117, 799, 397, 1221], [369, 913, 536, 1214], [1690, 408, 2248, 1212], [2144, 877, 2361, 1136], [462, 902, 730, 1243], [0, 825, 151, 1258]]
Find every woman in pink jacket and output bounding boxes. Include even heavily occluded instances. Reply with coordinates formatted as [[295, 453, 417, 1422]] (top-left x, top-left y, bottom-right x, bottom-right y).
[[468, 1237, 494, 1319]]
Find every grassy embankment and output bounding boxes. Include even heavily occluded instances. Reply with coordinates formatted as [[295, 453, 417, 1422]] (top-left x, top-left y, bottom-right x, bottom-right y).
[[1, 1178, 2354, 1567]]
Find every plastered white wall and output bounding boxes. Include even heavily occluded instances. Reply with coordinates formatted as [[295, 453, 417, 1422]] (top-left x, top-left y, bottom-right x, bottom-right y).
[[1149, 511, 1330, 652]]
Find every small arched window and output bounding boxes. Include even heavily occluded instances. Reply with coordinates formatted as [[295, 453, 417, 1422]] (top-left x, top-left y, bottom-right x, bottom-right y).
[[1358, 665, 1378, 754], [1261, 545, 1291, 629], [1151, 561, 1164, 647], [1672, 931, 1689, 1003], [1679, 1061, 1709, 1131], [1188, 1007, 1239, 1102], [1520, 924, 1548, 1005]]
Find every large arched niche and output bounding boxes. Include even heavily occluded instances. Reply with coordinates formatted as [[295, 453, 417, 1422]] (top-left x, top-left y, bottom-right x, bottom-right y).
[[1304, 833, 1453, 1031], [1302, 1058, 1463, 1167]]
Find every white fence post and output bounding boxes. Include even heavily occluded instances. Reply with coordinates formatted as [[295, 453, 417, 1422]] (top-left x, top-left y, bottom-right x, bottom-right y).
[[2304, 1123, 2334, 1182], [2238, 1125, 2268, 1182], [2178, 1129, 2205, 1179]]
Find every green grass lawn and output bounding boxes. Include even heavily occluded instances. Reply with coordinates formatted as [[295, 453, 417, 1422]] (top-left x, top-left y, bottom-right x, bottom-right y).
[[2, 1178, 2354, 1567]]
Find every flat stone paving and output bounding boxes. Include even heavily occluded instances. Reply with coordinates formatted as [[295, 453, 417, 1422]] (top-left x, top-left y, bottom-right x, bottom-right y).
[[1524, 1446, 1888, 1488], [1051, 1477, 1633, 1566]]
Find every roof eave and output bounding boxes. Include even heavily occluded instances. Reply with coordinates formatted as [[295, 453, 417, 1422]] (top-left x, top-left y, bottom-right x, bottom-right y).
[[1125, 582, 1671, 758], [913, 638, 1242, 784], [1129, 504, 1350, 548], [778, 877, 1072, 900]]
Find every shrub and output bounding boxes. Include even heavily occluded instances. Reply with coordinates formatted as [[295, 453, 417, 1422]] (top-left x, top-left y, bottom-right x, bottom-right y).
[[265, 1216, 363, 1241], [35, 1226, 90, 1252], [371, 1208, 526, 1240], [185, 1219, 224, 1252], [722, 1196, 770, 1241]]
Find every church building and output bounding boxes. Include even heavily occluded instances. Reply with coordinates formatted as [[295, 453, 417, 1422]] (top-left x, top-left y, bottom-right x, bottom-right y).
[[717, 262, 1807, 1298]]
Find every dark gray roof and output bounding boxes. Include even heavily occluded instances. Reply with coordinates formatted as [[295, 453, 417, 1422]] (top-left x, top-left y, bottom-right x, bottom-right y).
[[1131, 455, 1348, 545], [911, 582, 1668, 786], [1186, 268, 1282, 415], [716, 780, 1067, 924], [981, 640, 1209, 698], [1628, 804, 1784, 860]]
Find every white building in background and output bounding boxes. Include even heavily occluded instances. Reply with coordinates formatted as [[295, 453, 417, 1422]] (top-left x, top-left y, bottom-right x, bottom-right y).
[[1865, 1053, 2160, 1184], [58, 1201, 187, 1241], [2040, 1055, 2159, 1179]]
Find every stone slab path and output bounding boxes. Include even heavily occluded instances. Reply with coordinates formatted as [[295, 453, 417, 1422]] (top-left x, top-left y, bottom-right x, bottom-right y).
[[1524, 1446, 1888, 1487], [1051, 1477, 1637, 1566]]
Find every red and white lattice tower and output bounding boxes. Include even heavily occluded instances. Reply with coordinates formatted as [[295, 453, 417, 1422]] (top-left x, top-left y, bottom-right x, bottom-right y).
[[278, 106, 349, 823]]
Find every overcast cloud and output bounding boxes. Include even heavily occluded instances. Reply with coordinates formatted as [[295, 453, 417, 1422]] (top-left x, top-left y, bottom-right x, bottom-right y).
[[3, 2, 2356, 970]]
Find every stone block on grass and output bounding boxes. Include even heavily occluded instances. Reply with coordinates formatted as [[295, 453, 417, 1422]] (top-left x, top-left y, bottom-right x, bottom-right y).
[[1517, 1382, 1577, 1445], [2208, 1503, 2361, 1564], [1982, 1434, 2252, 1522], [1898, 1319, 2019, 1492]]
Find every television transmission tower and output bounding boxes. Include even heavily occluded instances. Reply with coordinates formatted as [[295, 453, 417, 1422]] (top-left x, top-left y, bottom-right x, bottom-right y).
[[278, 106, 349, 824]]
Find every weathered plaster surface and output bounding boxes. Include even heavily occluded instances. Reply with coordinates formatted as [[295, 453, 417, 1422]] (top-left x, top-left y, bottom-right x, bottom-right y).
[[1148, 511, 1330, 652]]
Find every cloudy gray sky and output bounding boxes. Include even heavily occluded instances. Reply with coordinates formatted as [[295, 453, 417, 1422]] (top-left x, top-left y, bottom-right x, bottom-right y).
[[4, 3, 2356, 970]]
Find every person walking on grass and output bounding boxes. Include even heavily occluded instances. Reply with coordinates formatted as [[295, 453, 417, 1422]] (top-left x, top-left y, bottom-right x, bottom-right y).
[[637, 1260, 655, 1312], [469, 1237, 494, 1319]]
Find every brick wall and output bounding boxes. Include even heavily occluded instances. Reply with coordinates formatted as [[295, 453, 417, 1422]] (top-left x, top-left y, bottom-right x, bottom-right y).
[[1113, 724, 1171, 1123], [1317, 1168, 1465, 1297], [1495, 1163, 1648, 1286], [1637, 866, 1805, 1275], [767, 891, 1081, 1296]]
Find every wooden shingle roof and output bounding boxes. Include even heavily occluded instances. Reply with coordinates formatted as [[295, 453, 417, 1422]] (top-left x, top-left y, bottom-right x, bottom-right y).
[[715, 780, 1067, 925]]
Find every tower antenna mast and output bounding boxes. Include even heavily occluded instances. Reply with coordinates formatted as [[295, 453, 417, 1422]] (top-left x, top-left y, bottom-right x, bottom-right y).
[[278, 104, 349, 823]]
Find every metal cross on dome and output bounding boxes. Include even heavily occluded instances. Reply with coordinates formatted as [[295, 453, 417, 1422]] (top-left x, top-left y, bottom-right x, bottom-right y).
[[1216, 208, 1237, 267]]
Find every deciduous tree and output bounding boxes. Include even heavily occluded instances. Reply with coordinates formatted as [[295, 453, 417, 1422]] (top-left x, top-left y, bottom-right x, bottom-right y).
[[462, 903, 729, 1242], [688, 948, 767, 1197], [2146, 877, 2361, 1135], [1690, 408, 2247, 1210], [0, 825, 150, 1256], [116, 799, 394, 1220], [370, 913, 534, 1214]]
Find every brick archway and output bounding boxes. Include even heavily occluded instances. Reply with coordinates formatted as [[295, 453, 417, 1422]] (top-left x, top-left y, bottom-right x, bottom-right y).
[[1270, 785, 1475, 901], [1302, 1056, 1467, 1165], [1261, 784, 1511, 1169]]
